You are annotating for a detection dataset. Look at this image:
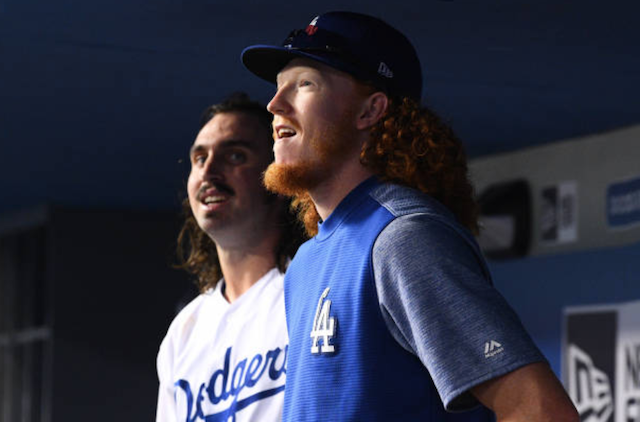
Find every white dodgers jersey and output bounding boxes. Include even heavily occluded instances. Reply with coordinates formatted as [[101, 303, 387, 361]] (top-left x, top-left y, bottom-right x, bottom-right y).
[[156, 268, 287, 422]]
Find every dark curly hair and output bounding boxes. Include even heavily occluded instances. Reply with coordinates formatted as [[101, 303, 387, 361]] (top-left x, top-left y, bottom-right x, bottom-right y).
[[293, 96, 478, 237], [175, 93, 307, 293]]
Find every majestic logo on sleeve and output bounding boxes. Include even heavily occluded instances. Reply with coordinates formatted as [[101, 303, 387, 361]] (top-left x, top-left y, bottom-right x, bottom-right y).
[[175, 345, 287, 421], [484, 340, 504, 358], [310, 287, 336, 354]]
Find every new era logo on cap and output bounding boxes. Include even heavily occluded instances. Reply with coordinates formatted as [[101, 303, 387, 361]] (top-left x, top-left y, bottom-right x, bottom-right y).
[[378, 62, 393, 79]]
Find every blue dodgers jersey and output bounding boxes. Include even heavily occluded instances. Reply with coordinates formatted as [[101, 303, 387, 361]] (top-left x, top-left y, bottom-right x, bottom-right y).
[[283, 178, 543, 421]]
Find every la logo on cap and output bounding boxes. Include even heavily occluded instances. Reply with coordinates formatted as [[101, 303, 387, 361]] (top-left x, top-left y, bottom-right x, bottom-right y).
[[305, 16, 319, 35]]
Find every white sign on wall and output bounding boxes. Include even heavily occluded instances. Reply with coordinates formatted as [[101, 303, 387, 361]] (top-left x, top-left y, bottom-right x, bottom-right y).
[[541, 180, 578, 245], [470, 125, 640, 256]]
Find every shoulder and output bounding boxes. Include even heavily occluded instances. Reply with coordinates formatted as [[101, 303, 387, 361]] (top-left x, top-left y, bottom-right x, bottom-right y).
[[265, 267, 285, 289], [371, 184, 483, 270], [159, 287, 218, 352], [253, 267, 285, 296], [156, 289, 214, 382], [245, 268, 285, 310], [173, 288, 215, 327], [369, 182, 455, 220]]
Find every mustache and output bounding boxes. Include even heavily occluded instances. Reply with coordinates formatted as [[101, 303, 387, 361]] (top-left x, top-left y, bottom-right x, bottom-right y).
[[197, 181, 234, 199]]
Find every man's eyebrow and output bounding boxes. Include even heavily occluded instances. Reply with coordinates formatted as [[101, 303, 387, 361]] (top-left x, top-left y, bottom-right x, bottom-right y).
[[189, 139, 255, 156], [218, 139, 254, 149], [189, 144, 206, 156]]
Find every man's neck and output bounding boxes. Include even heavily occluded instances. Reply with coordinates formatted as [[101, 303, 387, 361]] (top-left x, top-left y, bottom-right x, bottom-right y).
[[310, 161, 374, 221], [216, 234, 279, 303]]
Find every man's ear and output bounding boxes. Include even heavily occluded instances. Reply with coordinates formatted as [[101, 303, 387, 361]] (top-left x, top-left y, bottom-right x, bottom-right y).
[[356, 92, 389, 130]]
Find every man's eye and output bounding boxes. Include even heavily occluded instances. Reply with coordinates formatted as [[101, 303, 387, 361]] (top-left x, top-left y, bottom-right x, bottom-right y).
[[299, 80, 313, 87], [227, 151, 247, 164], [193, 155, 206, 165]]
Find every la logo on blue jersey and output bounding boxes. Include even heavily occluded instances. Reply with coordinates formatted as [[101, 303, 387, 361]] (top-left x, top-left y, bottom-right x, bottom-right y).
[[175, 345, 287, 421], [310, 287, 336, 354]]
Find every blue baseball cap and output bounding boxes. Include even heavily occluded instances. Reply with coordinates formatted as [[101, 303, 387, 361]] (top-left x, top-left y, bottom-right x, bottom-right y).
[[241, 11, 423, 102]]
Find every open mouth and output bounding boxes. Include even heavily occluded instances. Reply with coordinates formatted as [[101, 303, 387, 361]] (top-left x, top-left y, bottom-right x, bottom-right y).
[[275, 125, 297, 140], [198, 183, 234, 206], [202, 195, 227, 205]]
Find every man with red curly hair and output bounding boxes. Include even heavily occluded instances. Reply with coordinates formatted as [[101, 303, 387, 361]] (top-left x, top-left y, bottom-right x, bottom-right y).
[[242, 11, 578, 422]]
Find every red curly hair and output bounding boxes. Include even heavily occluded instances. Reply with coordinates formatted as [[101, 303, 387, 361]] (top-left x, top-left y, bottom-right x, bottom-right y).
[[293, 97, 478, 237]]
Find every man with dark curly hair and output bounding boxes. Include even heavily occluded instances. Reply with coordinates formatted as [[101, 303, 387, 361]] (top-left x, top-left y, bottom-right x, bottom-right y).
[[156, 93, 305, 421], [241, 11, 578, 422]]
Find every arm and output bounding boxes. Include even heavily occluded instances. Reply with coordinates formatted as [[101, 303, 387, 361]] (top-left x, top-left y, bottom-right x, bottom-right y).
[[471, 362, 579, 422], [373, 213, 562, 412]]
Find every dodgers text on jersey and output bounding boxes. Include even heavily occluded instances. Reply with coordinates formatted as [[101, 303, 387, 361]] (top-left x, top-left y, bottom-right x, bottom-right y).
[[175, 345, 287, 422]]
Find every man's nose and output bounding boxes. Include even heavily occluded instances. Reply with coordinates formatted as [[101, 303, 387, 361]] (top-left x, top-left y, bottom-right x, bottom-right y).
[[267, 88, 292, 116], [202, 154, 225, 181]]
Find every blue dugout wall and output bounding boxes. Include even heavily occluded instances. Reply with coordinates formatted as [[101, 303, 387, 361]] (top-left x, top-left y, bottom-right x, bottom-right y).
[[491, 241, 640, 376]]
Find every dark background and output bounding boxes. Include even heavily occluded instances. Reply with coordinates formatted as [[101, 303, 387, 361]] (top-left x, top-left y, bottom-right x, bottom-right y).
[[2, 0, 639, 215], [1, 0, 639, 420]]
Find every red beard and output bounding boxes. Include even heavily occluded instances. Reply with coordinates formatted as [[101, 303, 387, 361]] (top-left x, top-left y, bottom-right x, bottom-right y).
[[264, 160, 322, 196], [264, 113, 360, 197]]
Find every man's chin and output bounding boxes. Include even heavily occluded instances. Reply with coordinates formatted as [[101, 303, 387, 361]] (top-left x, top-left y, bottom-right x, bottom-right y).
[[196, 212, 223, 229], [264, 162, 322, 197]]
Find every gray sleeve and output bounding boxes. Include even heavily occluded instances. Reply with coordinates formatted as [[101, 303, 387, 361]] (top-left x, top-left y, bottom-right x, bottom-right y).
[[373, 213, 546, 410]]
